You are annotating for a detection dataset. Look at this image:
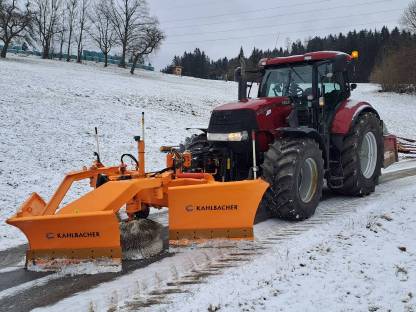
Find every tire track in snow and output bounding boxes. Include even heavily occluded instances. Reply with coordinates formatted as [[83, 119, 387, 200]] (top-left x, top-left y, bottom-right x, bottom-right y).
[[0, 165, 416, 311], [115, 168, 416, 311], [118, 166, 416, 310]]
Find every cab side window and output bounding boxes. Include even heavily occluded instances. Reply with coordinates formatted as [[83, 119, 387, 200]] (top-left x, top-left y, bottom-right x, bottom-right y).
[[318, 63, 344, 105]]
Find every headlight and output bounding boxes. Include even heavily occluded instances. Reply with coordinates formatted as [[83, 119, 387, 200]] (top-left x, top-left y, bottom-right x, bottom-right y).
[[207, 131, 249, 142]]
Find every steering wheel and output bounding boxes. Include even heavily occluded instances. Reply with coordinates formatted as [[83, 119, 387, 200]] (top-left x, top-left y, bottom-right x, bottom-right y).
[[290, 84, 304, 97]]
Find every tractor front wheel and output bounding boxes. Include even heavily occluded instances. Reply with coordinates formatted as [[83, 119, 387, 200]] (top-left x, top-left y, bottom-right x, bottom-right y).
[[261, 138, 324, 220]]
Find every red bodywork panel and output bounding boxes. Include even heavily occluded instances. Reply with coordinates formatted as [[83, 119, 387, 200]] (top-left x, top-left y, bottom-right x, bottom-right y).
[[215, 97, 292, 133], [264, 51, 352, 67], [213, 96, 398, 167], [215, 97, 376, 137], [331, 99, 377, 135]]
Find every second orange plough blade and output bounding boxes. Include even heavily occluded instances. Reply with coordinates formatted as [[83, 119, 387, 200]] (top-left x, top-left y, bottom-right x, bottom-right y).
[[168, 179, 269, 242]]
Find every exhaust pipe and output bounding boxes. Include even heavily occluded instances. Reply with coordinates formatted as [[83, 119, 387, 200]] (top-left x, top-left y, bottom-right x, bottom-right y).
[[234, 67, 247, 101]]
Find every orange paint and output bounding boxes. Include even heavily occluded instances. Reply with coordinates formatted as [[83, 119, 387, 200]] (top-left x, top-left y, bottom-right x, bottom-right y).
[[6, 150, 269, 267]]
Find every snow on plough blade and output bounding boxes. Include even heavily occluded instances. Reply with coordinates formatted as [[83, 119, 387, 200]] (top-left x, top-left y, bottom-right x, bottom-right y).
[[6, 145, 268, 271]]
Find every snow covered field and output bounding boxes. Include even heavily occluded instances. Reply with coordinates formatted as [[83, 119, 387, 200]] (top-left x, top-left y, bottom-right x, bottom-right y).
[[1, 56, 416, 311], [0, 56, 235, 249], [1, 56, 416, 249]]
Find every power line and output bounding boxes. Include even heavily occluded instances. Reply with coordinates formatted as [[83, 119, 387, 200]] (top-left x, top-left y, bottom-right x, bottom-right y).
[[161, 0, 395, 31], [162, 0, 228, 11], [163, 19, 398, 45], [166, 7, 403, 38], [162, 0, 333, 24]]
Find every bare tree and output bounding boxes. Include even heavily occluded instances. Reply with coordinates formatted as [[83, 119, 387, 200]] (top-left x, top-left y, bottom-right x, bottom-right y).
[[57, 12, 66, 60], [88, 0, 115, 67], [401, 0, 416, 34], [32, 0, 61, 58], [75, 0, 88, 63], [65, 0, 77, 61], [109, 0, 149, 68], [371, 42, 416, 93], [129, 22, 163, 74], [0, 0, 32, 58]]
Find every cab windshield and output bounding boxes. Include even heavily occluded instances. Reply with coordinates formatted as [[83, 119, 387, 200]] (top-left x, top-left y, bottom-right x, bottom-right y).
[[259, 64, 313, 98]]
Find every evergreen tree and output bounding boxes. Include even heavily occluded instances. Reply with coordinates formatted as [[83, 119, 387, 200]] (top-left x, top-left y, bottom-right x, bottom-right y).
[[162, 26, 416, 83]]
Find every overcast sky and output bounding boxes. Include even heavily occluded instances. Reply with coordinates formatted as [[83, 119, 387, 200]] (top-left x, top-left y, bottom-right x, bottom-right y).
[[147, 0, 410, 70]]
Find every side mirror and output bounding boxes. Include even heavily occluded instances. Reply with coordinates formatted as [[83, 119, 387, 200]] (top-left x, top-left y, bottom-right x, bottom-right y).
[[234, 67, 242, 82], [350, 83, 357, 91], [234, 67, 247, 101]]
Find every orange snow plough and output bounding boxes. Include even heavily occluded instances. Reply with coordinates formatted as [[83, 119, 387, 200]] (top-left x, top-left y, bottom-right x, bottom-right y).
[[6, 121, 268, 269]]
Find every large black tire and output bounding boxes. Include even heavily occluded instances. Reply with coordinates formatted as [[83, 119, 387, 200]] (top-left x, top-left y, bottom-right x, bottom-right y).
[[261, 138, 324, 220], [331, 112, 383, 196]]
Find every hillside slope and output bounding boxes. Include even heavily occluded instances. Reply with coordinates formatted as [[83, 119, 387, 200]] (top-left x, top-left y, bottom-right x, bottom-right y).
[[0, 56, 416, 249]]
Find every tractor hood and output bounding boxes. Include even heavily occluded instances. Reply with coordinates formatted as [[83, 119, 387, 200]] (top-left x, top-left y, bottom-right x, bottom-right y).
[[214, 97, 290, 112], [208, 97, 292, 134]]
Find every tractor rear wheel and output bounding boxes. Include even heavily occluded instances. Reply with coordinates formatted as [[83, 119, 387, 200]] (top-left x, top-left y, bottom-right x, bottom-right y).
[[261, 138, 324, 220], [330, 112, 382, 196]]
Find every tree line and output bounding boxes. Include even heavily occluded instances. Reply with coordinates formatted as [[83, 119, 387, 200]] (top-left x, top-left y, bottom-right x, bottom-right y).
[[162, 26, 415, 84], [0, 0, 164, 73]]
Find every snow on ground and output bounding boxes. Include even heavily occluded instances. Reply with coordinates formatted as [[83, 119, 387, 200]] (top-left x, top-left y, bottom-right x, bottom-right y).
[[356, 85, 416, 139], [1, 56, 416, 247], [0, 56, 235, 249], [1, 56, 416, 311], [164, 176, 416, 312], [34, 164, 416, 312], [1, 57, 415, 249]]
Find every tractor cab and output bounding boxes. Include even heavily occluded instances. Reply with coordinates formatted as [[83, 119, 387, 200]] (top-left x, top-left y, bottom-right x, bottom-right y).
[[257, 51, 356, 99], [241, 51, 358, 130]]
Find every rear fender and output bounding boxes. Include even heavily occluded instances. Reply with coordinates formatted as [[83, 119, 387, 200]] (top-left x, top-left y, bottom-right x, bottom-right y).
[[331, 100, 398, 168], [331, 100, 380, 135]]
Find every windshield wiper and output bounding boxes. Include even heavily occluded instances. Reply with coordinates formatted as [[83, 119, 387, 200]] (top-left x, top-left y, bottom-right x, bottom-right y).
[[261, 71, 272, 96], [289, 65, 305, 83]]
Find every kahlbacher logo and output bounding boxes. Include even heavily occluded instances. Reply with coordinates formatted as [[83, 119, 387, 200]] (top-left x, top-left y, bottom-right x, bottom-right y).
[[45, 232, 100, 239], [185, 204, 239, 212]]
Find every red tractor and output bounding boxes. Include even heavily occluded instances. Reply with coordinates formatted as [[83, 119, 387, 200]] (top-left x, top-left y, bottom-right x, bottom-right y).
[[181, 51, 398, 220]]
